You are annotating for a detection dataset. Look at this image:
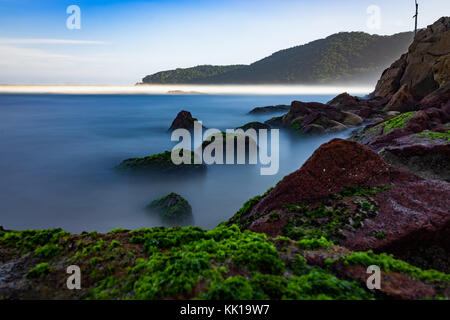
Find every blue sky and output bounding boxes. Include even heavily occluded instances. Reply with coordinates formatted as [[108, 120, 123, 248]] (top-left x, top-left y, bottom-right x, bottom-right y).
[[0, 0, 448, 84]]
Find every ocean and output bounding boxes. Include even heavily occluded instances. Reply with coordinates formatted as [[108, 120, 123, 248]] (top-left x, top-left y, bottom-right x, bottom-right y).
[[0, 93, 360, 232]]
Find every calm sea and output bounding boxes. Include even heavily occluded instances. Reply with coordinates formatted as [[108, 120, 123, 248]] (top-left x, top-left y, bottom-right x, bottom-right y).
[[0, 94, 358, 232]]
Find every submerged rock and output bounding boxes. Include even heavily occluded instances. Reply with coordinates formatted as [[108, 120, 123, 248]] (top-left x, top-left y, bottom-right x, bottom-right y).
[[117, 149, 205, 173], [147, 193, 193, 223], [236, 122, 271, 131], [248, 105, 290, 115]]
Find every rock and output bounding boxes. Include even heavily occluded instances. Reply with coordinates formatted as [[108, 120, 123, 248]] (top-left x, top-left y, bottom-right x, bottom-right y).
[[229, 138, 450, 271], [147, 193, 193, 223], [280, 101, 360, 134], [341, 112, 363, 126], [327, 92, 368, 111], [372, 17, 450, 111], [236, 122, 271, 131], [169, 110, 202, 131], [117, 149, 205, 173], [385, 84, 416, 112], [248, 105, 290, 114], [264, 116, 284, 127]]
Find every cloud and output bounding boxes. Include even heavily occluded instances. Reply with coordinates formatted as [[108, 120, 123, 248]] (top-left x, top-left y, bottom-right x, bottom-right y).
[[0, 38, 109, 45]]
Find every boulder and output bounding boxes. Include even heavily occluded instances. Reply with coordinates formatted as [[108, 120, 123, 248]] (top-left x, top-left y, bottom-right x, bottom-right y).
[[236, 122, 271, 131], [147, 193, 193, 223], [169, 110, 202, 131], [229, 138, 450, 271]]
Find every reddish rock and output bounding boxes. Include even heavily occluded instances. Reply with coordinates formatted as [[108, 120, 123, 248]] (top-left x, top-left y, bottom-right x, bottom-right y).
[[246, 139, 391, 223], [235, 138, 450, 263]]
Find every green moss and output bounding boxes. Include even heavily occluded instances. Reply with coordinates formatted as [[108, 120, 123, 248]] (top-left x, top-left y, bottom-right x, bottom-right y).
[[283, 268, 373, 300], [0, 229, 68, 253], [298, 237, 334, 250], [343, 250, 450, 283], [226, 195, 262, 227], [382, 112, 416, 134], [26, 263, 52, 279], [34, 244, 62, 259], [249, 273, 288, 300], [375, 232, 387, 240], [417, 130, 450, 142], [267, 211, 281, 222], [201, 276, 255, 300]]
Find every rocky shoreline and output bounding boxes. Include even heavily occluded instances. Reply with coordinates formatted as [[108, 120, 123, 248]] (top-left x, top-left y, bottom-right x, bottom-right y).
[[0, 17, 449, 300]]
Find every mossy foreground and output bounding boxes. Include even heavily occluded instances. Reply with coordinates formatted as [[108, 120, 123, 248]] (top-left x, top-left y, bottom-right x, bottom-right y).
[[0, 225, 448, 300]]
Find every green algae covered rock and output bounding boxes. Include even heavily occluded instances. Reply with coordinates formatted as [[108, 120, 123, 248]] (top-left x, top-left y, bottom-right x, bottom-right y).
[[117, 149, 205, 173], [147, 193, 193, 222]]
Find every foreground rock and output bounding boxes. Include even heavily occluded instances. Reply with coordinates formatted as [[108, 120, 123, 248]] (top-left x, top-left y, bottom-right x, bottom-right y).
[[1, 226, 448, 300], [117, 149, 205, 173], [371, 17, 450, 112], [169, 110, 203, 131], [228, 138, 450, 272], [147, 193, 193, 223]]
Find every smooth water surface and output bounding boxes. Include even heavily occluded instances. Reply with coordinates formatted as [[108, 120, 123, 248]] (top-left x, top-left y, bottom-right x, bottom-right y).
[[0, 94, 358, 232]]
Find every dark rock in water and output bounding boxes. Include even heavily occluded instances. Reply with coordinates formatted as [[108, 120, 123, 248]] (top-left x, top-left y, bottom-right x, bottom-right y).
[[372, 17, 450, 111], [169, 110, 203, 131], [117, 149, 205, 173], [147, 193, 193, 223], [236, 122, 271, 131], [248, 105, 290, 114], [228, 138, 450, 271], [278, 101, 363, 134], [264, 116, 284, 127], [327, 92, 389, 121]]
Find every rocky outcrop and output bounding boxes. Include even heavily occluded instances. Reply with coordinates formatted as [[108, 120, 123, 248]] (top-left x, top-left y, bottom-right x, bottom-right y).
[[117, 149, 205, 173], [372, 17, 450, 111], [236, 122, 271, 131], [229, 139, 450, 272], [351, 107, 450, 180], [274, 101, 363, 134], [147, 193, 193, 223], [169, 110, 202, 131], [248, 105, 290, 115]]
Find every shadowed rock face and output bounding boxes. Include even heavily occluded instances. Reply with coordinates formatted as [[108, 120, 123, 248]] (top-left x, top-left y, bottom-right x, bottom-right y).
[[230, 138, 450, 271], [372, 17, 450, 112], [169, 110, 201, 131]]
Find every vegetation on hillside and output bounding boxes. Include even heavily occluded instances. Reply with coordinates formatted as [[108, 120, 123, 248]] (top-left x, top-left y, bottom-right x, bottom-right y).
[[141, 32, 413, 85]]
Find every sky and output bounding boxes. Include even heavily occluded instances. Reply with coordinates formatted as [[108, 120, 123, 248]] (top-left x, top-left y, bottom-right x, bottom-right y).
[[0, 0, 448, 84]]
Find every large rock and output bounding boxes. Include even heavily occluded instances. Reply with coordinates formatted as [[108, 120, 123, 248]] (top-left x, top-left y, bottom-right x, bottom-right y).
[[372, 17, 450, 111], [278, 101, 366, 133], [229, 138, 450, 271]]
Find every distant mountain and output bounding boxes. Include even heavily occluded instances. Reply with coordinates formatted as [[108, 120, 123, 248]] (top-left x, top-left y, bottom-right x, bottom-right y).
[[140, 31, 414, 85]]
